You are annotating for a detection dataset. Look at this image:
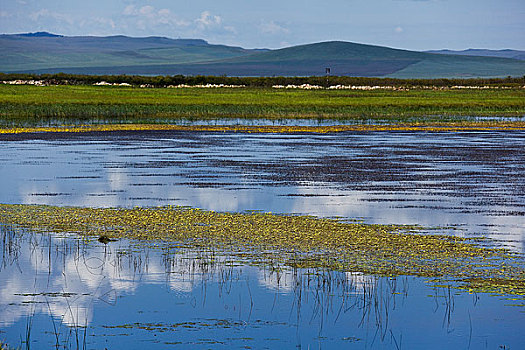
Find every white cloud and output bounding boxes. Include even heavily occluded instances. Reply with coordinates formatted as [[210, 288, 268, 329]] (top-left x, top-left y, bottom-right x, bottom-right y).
[[346, 272, 377, 293], [20, 8, 118, 36], [123, 5, 137, 16], [29, 9, 74, 25], [121, 6, 232, 38], [195, 11, 222, 30], [122, 5, 189, 29], [139, 5, 154, 16], [258, 269, 296, 292], [0, 233, 206, 328], [158, 8, 171, 17], [224, 25, 237, 34], [93, 17, 116, 30], [260, 20, 289, 35]]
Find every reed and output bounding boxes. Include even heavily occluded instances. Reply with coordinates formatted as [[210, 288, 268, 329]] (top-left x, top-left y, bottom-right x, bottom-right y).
[[1, 85, 524, 127]]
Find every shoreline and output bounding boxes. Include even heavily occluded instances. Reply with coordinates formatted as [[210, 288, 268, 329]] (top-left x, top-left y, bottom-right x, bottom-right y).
[[1, 121, 525, 137]]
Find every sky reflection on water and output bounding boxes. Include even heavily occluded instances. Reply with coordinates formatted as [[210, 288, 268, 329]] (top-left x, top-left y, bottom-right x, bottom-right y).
[[1, 228, 524, 349], [1, 130, 524, 251], [0, 130, 524, 348]]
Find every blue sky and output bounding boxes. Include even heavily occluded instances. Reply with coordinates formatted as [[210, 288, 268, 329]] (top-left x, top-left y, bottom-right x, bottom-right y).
[[1, 0, 524, 50]]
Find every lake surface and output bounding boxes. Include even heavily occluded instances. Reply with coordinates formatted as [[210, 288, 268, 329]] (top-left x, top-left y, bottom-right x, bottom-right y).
[[1, 130, 524, 348], [1, 130, 524, 249]]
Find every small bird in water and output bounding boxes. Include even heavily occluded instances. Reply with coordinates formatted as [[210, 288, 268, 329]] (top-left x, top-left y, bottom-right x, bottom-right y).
[[98, 235, 117, 244]]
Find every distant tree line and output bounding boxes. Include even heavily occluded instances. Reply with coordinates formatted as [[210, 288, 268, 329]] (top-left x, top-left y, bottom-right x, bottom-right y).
[[1, 72, 524, 87]]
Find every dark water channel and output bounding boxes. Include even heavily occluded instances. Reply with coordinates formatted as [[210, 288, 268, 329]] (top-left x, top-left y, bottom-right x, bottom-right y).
[[1, 130, 524, 348]]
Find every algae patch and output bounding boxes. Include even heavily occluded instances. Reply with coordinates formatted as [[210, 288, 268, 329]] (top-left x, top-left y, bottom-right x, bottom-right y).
[[0, 204, 523, 297]]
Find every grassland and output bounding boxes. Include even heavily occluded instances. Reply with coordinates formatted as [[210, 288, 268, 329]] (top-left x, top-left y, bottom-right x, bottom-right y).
[[1, 204, 524, 297], [1, 84, 524, 128]]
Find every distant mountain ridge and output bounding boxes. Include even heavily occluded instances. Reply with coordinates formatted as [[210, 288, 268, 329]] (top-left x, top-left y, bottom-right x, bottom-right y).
[[1, 33, 524, 78], [1, 32, 264, 72], [426, 49, 525, 61], [17, 31, 63, 38]]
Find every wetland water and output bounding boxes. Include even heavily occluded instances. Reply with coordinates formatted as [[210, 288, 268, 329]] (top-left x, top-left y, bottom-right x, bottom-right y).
[[1, 130, 524, 348]]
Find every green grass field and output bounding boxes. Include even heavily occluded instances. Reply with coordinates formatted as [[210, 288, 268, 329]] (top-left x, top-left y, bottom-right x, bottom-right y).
[[1, 84, 524, 127]]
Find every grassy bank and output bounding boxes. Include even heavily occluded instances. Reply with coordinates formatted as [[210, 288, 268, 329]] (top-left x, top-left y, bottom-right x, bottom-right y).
[[1, 204, 524, 297], [1, 84, 524, 127]]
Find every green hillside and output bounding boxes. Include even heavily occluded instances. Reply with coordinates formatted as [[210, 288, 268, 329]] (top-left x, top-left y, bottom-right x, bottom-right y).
[[425, 49, 525, 60], [226, 41, 426, 62], [0, 33, 259, 71], [389, 54, 525, 79], [209, 41, 425, 76], [218, 41, 525, 78], [2, 33, 524, 78]]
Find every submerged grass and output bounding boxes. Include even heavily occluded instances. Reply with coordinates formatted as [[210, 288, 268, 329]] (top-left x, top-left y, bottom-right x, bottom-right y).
[[0, 204, 523, 297], [1, 85, 524, 127]]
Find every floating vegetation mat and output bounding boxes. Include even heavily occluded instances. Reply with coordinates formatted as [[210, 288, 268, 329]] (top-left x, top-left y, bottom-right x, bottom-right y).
[[1, 121, 525, 135], [0, 204, 524, 297]]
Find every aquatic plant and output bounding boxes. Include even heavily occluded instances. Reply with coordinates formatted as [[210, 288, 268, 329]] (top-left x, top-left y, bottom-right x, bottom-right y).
[[0, 204, 523, 297], [1, 121, 524, 135]]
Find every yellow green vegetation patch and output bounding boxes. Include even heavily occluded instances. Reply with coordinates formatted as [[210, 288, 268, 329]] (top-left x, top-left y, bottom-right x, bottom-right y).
[[0, 204, 524, 296], [1, 121, 525, 135]]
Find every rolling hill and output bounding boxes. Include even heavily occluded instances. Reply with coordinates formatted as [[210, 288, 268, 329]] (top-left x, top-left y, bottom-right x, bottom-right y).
[[426, 49, 525, 61], [2, 32, 524, 78], [0, 32, 264, 72]]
